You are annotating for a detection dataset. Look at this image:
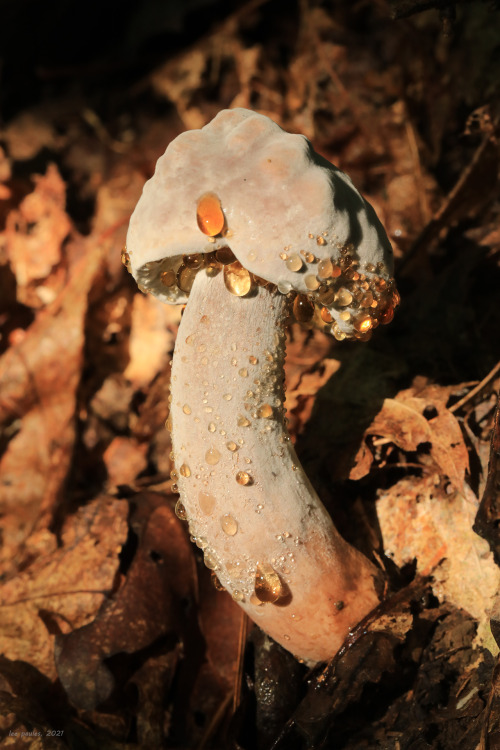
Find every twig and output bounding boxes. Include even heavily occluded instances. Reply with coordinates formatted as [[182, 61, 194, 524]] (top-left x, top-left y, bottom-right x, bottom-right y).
[[450, 361, 500, 413]]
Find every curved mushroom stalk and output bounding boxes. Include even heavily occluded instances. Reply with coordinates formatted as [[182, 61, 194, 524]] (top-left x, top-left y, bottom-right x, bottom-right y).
[[170, 268, 383, 664]]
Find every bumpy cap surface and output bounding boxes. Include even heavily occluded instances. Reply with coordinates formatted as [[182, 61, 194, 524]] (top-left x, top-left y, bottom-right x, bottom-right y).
[[125, 108, 398, 339]]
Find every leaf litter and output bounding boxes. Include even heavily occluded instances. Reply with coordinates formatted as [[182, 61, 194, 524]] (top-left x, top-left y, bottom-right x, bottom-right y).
[[1, 1, 500, 748]]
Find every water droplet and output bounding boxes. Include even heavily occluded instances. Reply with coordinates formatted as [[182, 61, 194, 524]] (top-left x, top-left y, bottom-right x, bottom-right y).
[[237, 415, 251, 427], [183, 253, 204, 269], [250, 593, 264, 607], [277, 281, 292, 294], [335, 288, 353, 307], [279, 252, 288, 260], [208, 422, 216, 433], [379, 305, 395, 324], [285, 253, 303, 272], [304, 274, 320, 290], [179, 463, 191, 477], [232, 590, 244, 602], [239, 368, 248, 377], [249, 355, 258, 365], [257, 403, 273, 418], [221, 514, 238, 535], [317, 236, 327, 246], [304, 251, 315, 263], [254, 562, 284, 603], [318, 290, 337, 312], [185, 334, 195, 346], [171, 483, 179, 493], [204, 549, 219, 570], [331, 264, 342, 278], [160, 269, 176, 287], [206, 447, 221, 465], [339, 310, 351, 321], [215, 246, 236, 265], [223, 393, 232, 401], [182, 404, 192, 415], [177, 264, 198, 293], [165, 414, 173, 431], [293, 294, 315, 322], [224, 261, 253, 296], [197, 193, 225, 236], [320, 307, 333, 323], [195, 536, 208, 549], [175, 500, 187, 520], [236, 471, 252, 485], [226, 441, 238, 451], [199, 491, 216, 515], [317, 259, 332, 279]]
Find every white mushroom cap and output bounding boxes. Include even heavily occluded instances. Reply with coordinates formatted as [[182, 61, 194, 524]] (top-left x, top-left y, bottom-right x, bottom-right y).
[[126, 108, 396, 338]]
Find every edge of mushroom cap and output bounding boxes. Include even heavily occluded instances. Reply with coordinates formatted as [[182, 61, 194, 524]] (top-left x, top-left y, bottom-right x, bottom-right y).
[[125, 108, 396, 333]]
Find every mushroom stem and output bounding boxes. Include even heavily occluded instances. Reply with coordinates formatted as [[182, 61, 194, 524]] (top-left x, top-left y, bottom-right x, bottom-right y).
[[170, 268, 382, 664]]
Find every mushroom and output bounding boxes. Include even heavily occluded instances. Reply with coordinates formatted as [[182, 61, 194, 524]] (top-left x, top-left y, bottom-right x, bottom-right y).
[[125, 108, 398, 664]]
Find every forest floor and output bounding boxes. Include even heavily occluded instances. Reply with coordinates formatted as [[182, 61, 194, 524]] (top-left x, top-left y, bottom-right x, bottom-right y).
[[1, 0, 500, 747]]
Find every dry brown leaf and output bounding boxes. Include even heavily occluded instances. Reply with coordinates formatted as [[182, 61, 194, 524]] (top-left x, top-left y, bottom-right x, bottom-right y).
[[0, 497, 129, 680], [365, 387, 469, 489], [3, 165, 71, 294], [0, 241, 103, 569], [378, 475, 499, 652]]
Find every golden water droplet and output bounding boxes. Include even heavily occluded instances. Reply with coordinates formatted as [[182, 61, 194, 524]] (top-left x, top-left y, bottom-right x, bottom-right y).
[[183, 253, 204, 269], [223, 393, 232, 401], [237, 415, 251, 427], [340, 310, 351, 321], [332, 325, 347, 341], [317, 236, 327, 246], [160, 269, 176, 287], [175, 499, 187, 520], [285, 253, 303, 272], [305, 274, 320, 291], [317, 285, 336, 305], [360, 291, 374, 307], [165, 414, 173, 431], [249, 356, 258, 365], [208, 422, 216, 433], [197, 192, 225, 236], [226, 441, 238, 451], [293, 294, 314, 322], [279, 252, 288, 260], [206, 447, 221, 465], [365, 262, 376, 273], [304, 252, 315, 263], [236, 470, 252, 485], [317, 259, 333, 279], [335, 288, 353, 307], [204, 549, 218, 570], [171, 483, 179, 493], [199, 491, 216, 515], [221, 514, 238, 535], [215, 246, 236, 265], [331, 264, 342, 278], [379, 305, 394, 324], [257, 403, 273, 419], [239, 368, 248, 378], [320, 307, 333, 323], [254, 562, 284, 603], [179, 463, 191, 477], [224, 261, 253, 296], [232, 590, 244, 602], [177, 264, 198, 293], [182, 404, 192, 415]]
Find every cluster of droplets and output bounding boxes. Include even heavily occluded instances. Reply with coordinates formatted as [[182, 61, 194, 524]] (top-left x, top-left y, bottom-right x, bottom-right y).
[[284, 241, 400, 341], [122, 191, 399, 341]]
